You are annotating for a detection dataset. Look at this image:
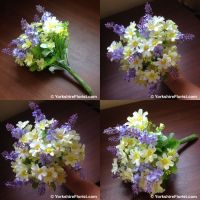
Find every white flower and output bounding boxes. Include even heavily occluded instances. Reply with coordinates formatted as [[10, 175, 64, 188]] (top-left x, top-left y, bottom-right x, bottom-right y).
[[107, 41, 122, 53], [154, 54, 172, 69], [125, 109, 149, 130], [44, 167, 58, 183], [124, 22, 137, 40], [16, 121, 29, 129], [29, 140, 45, 156], [43, 16, 60, 33], [31, 164, 47, 181]]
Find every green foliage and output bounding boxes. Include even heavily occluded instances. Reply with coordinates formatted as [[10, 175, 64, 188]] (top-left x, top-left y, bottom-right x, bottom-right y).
[[156, 134, 180, 155]]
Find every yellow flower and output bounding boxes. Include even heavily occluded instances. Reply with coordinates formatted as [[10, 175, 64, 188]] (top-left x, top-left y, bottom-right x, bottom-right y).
[[142, 148, 157, 162], [151, 180, 165, 195], [125, 109, 148, 131], [36, 58, 45, 70], [129, 150, 141, 166], [145, 70, 159, 83], [156, 153, 174, 170], [24, 53, 33, 66]]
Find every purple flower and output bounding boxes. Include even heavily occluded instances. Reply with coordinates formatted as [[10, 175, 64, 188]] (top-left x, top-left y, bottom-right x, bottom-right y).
[[124, 68, 136, 82], [128, 52, 142, 64], [36, 5, 45, 13], [105, 22, 114, 29], [38, 182, 46, 195], [154, 45, 163, 58], [40, 153, 52, 166], [178, 33, 195, 41], [145, 2, 153, 16], [131, 174, 141, 194], [105, 22, 125, 36], [30, 103, 46, 122], [113, 24, 125, 36], [41, 12, 52, 22], [146, 169, 163, 193], [12, 48, 26, 59], [107, 47, 123, 62], [6, 179, 27, 188], [6, 123, 15, 132], [11, 127, 24, 139], [103, 127, 116, 135], [34, 14, 40, 22], [21, 18, 29, 30], [68, 113, 78, 128], [73, 163, 82, 171], [2, 48, 12, 55], [1, 151, 18, 161]]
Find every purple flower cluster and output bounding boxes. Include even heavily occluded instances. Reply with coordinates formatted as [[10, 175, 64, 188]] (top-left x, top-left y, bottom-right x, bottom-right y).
[[29, 101, 46, 122], [104, 125, 158, 149], [131, 164, 163, 194], [40, 153, 52, 166], [6, 123, 25, 139], [107, 47, 123, 62], [178, 33, 195, 41], [105, 22, 125, 36], [124, 68, 136, 82], [1, 151, 18, 161], [38, 182, 46, 195], [153, 45, 163, 58]]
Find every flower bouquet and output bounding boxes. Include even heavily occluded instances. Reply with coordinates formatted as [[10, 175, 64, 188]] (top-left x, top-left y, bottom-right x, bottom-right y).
[[2, 5, 93, 96], [105, 2, 194, 94], [2, 102, 85, 195], [103, 109, 198, 196]]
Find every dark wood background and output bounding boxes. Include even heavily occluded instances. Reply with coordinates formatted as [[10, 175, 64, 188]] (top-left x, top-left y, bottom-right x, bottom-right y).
[[0, 101, 100, 200], [101, 0, 200, 99], [101, 101, 200, 200], [0, 0, 100, 99]]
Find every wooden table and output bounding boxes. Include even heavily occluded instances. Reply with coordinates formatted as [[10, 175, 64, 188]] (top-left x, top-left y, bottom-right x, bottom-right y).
[[0, 101, 100, 200], [101, 0, 200, 99], [101, 101, 200, 200], [0, 0, 100, 99]]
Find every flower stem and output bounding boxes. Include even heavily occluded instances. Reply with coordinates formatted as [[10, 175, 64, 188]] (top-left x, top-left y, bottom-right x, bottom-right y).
[[64, 66, 93, 96], [179, 134, 198, 145]]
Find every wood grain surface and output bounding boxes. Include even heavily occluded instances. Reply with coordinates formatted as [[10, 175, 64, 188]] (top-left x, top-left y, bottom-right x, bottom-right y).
[[101, 100, 200, 200], [0, 101, 100, 200], [100, 0, 200, 100], [0, 0, 100, 99]]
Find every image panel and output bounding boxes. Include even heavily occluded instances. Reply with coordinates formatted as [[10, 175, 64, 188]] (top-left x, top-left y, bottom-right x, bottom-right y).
[[100, 0, 200, 100], [101, 100, 200, 200], [0, 100, 100, 200], [0, 0, 100, 100]]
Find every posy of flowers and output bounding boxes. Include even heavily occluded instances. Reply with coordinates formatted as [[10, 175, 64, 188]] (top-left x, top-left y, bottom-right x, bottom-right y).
[[103, 109, 198, 195], [105, 2, 194, 94], [2, 5, 93, 95], [2, 102, 85, 195]]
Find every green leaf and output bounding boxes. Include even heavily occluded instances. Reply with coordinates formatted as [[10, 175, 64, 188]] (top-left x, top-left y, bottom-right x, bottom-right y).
[[31, 45, 42, 58], [42, 49, 53, 57]]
